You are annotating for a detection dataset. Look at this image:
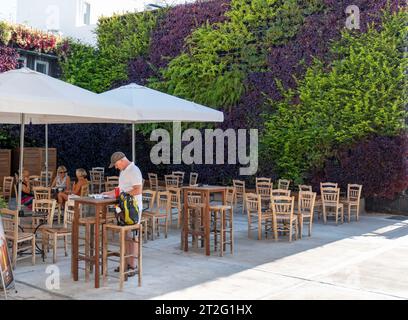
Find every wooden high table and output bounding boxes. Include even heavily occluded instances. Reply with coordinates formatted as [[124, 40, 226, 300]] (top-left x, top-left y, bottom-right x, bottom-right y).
[[71, 197, 117, 288], [182, 185, 226, 256]]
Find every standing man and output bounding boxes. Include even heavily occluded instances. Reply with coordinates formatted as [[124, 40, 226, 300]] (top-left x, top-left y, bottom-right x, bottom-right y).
[[103, 151, 143, 276]]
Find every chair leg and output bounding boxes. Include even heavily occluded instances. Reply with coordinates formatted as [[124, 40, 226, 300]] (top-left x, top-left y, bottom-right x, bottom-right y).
[[119, 230, 125, 291], [64, 235, 68, 256], [247, 216, 251, 239], [257, 217, 262, 240], [53, 233, 57, 264], [85, 224, 90, 282], [298, 215, 303, 239], [32, 236, 36, 265], [102, 226, 108, 285], [289, 221, 292, 242]]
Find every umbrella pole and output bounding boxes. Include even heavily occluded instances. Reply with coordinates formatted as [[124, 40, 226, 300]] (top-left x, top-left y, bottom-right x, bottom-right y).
[[45, 124, 48, 186], [132, 123, 135, 163], [17, 114, 25, 213]]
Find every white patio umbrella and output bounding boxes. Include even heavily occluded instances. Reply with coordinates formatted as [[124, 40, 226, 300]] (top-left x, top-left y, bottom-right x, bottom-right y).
[[0, 68, 142, 213], [101, 83, 224, 161]]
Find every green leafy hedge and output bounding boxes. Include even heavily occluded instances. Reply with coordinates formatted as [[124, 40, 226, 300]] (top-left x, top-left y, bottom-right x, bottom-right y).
[[261, 11, 407, 184], [151, 0, 324, 109]]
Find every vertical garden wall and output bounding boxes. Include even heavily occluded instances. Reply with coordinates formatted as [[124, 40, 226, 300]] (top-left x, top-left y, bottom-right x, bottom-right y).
[[1, 0, 407, 206]]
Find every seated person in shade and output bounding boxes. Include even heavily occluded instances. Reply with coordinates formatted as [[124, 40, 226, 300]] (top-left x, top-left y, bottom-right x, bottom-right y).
[[58, 168, 89, 203], [51, 165, 71, 207], [21, 169, 34, 210]]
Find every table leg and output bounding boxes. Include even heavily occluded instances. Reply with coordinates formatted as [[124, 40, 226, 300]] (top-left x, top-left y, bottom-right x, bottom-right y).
[[72, 202, 79, 281], [183, 189, 189, 252], [94, 204, 101, 288], [205, 190, 210, 256], [101, 205, 107, 276]]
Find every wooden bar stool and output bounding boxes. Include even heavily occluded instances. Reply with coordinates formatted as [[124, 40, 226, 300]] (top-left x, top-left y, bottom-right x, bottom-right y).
[[210, 205, 234, 256], [103, 223, 142, 291]]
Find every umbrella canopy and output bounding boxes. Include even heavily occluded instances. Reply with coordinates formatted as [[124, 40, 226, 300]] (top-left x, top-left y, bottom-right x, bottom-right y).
[[0, 68, 142, 124], [100, 83, 224, 123]]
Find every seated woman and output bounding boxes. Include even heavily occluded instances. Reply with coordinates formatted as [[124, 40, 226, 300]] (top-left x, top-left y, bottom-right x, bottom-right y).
[[58, 168, 89, 203], [51, 166, 71, 207], [21, 169, 34, 210]]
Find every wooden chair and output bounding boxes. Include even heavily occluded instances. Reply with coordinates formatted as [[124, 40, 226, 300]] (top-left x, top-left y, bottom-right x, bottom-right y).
[[321, 187, 344, 225], [209, 187, 235, 256], [29, 175, 42, 188], [271, 189, 291, 199], [172, 171, 185, 185], [296, 191, 316, 238], [143, 191, 170, 240], [233, 180, 245, 214], [141, 190, 156, 241], [0, 208, 35, 268], [164, 175, 180, 189], [41, 200, 74, 263], [105, 176, 119, 192], [40, 171, 53, 187], [148, 173, 159, 191], [103, 223, 142, 290], [1, 176, 14, 201], [33, 186, 51, 201], [256, 181, 272, 211], [298, 185, 312, 192], [189, 172, 198, 186], [89, 170, 104, 193], [256, 177, 271, 185], [342, 184, 362, 222], [315, 182, 338, 219], [245, 193, 276, 240], [271, 196, 297, 242], [167, 187, 182, 228], [277, 179, 290, 190], [31, 199, 57, 231]]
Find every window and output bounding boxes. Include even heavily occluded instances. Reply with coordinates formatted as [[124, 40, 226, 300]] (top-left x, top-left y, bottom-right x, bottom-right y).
[[83, 2, 91, 25], [17, 57, 27, 68], [35, 60, 49, 75]]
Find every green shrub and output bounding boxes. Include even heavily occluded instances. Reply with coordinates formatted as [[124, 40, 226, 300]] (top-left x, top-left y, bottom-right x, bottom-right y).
[[261, 11, 408, 184], [0, 196, 7, 209]]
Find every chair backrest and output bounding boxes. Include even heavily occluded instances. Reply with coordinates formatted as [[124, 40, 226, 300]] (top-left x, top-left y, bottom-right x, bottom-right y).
[[189, 172, 198, 186], [233, 180, 245, 195], [299, 185, 312, 192], [256, 177, 271, 185], [271, 196, 294, 218], [225, 187, 235, 206], [106, 176, 119, 182], [0, 208, 18, 238], [321, 187, 340, 206], [256, 182, 272, 200], [29, 175, 42, 188], [33, 186, 51, 201], [33, 199, 57, 227], [271, 189, 291, 198], [156, 191, 170, 213], [298, 191, 316, 215], [167, 187, 181, 205], [2, 176, 14, 198], [90, 170, 104, 183], [105, 180, 118, 192], [165, 175, 180, 189], [148, 173, 158, 191], [92, 167, 105, 173], [347, 184, 362, 202], [320, 182, 338, 190], [64, 200, 75, 228], [245, 193, 261, 215], [80, 182, 89, 197], [40, 171, 53, 187], [277, 179, 290, 190], [172, 171, 185, 184], [142, 190, 156, 210], [187, 191, 203, 207]]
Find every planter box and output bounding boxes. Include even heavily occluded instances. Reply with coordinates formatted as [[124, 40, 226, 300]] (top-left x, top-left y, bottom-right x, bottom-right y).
[[366, 194, 408, 215], [0, 149, 11, 184], [12, 147, 57, 177]]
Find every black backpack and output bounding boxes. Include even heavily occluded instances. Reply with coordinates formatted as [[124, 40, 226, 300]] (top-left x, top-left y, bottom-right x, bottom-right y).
[[115, 192, 139, 226]]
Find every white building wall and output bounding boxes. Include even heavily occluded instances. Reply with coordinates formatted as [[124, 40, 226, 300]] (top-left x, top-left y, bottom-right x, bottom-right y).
[[8, 0, 199, 45]]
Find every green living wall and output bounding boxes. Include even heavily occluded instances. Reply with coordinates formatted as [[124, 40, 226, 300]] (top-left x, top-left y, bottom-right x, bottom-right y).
[[53, 0, 407, 198]]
